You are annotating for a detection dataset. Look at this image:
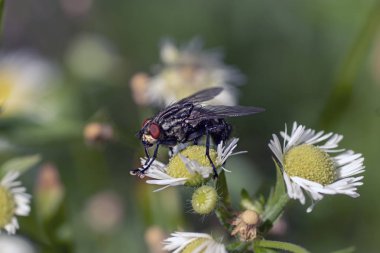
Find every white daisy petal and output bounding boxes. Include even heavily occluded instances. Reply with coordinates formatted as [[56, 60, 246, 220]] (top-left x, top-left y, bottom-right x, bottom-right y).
[[163, 232, 226, 253], [269, 122, 365, 212], [0, 171, 31, 234], [136, 139, 243, 192]]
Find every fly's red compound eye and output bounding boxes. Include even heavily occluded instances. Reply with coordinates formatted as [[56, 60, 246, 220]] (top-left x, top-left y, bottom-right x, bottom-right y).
[[142, 119, 150, 127], [149, 123, 160, 139]]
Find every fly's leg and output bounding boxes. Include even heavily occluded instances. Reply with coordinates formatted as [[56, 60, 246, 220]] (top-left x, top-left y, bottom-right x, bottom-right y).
[[143, 146, 150, 165], [131, 143, 160, 178], [169, 147, 174, 157], [205, 129, 218, 179]]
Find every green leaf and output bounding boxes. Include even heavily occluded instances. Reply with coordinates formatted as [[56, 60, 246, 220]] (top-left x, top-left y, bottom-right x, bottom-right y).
[[259, 161, 289, 234], [240, 188, 264, 213], [0, 154, 42, 176], [330, 246, 356, 253], [226, 241, 250, 252], [254, 240, 311, 253], [216, 170, 230, 204]]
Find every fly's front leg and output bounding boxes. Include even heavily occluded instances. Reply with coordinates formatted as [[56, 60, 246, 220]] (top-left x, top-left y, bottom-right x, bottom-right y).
[[205, 129, 218, 179], [144, 146, 150, 165], [131, 142, 160, 178]]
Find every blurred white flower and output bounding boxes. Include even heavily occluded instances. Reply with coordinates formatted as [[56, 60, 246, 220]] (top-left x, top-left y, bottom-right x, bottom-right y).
[[0, 171, 31, 234], [163, 232, 227, 253], [65, 34, 121, 81], [269, 122, 365, 212], [0, 235, 35, 253], [0, 52, 61, 122], [134, 138, 243, 192], [144, 38, 244, 107]]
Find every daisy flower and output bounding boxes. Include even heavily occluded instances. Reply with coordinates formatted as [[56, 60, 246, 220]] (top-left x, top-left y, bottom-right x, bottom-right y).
[[163, 232, 227, 253], [144, 38, 243, 107], [0, 171, 31, 234], [136, 138, 243, 192], [0, 51, 60, 122], [269, 122, 365, 212]]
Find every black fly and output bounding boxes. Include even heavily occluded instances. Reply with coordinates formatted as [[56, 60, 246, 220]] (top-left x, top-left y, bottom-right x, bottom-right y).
[[131, 87, 264, 178]]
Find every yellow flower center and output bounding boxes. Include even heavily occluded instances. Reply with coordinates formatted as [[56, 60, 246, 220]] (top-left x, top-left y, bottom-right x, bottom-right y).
[[191, 185, 218, 215], [0, 186, 15, 228], [182, 238, 207, 253], [166, 146, 217, 187], [0, 72, 14, 105], [283, 144, 336, 185]]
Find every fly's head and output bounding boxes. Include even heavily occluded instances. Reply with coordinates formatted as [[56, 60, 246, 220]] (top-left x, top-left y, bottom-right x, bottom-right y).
[[138, 118, 161, 147]]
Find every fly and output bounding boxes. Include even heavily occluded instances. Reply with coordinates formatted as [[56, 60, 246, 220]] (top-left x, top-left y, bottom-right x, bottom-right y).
[[131, 87, 264, 178]]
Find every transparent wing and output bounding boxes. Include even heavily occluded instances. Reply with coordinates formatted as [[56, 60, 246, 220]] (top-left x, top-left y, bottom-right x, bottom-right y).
[[203, 105, 265, 117], [187, 105, 264, 123], [155, 88, 224, 121], [177, 87, 223, 104]]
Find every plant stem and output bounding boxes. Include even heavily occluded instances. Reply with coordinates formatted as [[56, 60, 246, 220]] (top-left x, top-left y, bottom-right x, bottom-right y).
[[254, 240, 311, 253], [214, 171, 234, 232]]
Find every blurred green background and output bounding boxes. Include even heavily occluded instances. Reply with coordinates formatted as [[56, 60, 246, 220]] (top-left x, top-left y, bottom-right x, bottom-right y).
[[1, 0, 380, 252]]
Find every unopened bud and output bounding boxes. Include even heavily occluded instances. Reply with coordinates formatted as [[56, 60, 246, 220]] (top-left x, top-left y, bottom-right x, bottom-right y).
[[231, 210, 260, 241], [130, 72, 150, 106], [191, 185, 217, 215], [83, 122, 113, 145], [144, 226, 166, 253], [35, 163, 64, 221]]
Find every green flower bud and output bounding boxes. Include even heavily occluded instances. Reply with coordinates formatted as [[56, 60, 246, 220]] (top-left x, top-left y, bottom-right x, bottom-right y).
[[191, 185, 218, 215]]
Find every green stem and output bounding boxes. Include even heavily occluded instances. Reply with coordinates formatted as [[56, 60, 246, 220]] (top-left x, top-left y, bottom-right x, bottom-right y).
[[254, 240, 311, 253], [214, 171, 234, 232], [319, 1, 380, 127]]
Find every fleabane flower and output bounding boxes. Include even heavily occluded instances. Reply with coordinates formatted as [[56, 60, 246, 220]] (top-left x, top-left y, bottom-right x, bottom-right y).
[[0, 51, 60, 122], [269, 122, 365, 212], [144, 38, 243, 107], [163, 232, 227, 253], [138, 138, 243, 192], [0, 171, 31, 234]]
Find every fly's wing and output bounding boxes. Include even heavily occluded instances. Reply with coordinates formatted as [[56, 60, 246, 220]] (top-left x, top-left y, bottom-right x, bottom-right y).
[[203, 105, 265, 117], [154, 87, 224, 123], [177, 87, 223, 104], [186, 105, 265, 124]]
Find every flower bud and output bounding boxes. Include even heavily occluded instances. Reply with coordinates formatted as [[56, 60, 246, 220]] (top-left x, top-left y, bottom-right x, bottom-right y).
[[231, 210, 260, 241], [83, 122, 113, 145], [35, 163, 64, 221], [191, 185, 218, 215]]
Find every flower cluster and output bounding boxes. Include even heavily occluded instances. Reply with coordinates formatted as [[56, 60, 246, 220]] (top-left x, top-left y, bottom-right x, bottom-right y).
[[128, 39, 366, 253]]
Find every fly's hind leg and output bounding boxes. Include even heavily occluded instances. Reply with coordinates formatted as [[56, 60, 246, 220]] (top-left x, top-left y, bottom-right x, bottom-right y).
[[205, 128, 218, 179], [206, 121, 232, 179]]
